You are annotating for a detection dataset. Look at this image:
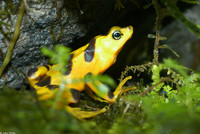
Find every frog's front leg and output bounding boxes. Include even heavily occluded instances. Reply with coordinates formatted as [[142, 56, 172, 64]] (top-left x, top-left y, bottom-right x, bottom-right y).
[[27, 65, 52, 86], [86, 76, 133, 103]]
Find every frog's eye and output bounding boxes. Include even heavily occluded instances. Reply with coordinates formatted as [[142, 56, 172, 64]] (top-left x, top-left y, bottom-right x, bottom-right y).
[[112, 30, 123, 40]]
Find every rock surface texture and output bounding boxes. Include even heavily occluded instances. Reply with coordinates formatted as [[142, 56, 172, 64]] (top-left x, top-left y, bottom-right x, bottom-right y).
[[0, 0, 123, 88], [0, 0, 88, 88], [161, 6, 200, 70]]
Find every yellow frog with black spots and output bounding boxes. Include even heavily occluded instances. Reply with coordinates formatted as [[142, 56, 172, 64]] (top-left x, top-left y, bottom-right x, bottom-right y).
[[28, 26, 133, 119]]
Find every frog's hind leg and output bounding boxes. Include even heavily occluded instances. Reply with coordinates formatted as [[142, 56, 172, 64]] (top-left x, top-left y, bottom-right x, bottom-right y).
[[27, 65, 52, 86], [86, 76, 135, 103], [65, 88, 106, 120], [66, 106, 107, 120]]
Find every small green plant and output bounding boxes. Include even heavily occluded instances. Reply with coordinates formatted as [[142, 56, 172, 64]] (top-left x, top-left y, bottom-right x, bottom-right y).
[[41, 45, 71, 74]]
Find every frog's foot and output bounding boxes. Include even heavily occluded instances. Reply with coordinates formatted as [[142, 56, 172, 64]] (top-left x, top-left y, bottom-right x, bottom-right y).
[[114, 76, 136, 96], [86, 76, 135, 104], [114, 76, 135, 95], [66, 106, 107, 120], [111, 76, 136, 102], [119, 86, 136, 96]]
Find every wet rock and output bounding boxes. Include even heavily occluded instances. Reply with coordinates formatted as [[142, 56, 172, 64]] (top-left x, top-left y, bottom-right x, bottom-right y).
[[161, 6, 200, 70], [0, 0, 122, 88], [0, 0, 86, 88]]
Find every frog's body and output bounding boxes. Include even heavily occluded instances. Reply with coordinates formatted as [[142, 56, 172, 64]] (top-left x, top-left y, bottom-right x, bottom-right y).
[[28, 26, 133, 119]]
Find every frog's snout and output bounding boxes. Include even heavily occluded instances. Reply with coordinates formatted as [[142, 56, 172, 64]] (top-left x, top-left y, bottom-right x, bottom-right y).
[[127, 26, 133, 31]]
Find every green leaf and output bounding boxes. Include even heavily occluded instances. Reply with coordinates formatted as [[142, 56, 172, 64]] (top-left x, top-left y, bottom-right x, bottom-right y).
[[161, 0, 200, 38], [159, 45, 180, 57], [0, 21, 12, 27], [84, 74, 116, 88], [151, 65, 164, 91], [163, 58, 188, 78], [181, 0, 200, 4], [41, 45, 71, 73]]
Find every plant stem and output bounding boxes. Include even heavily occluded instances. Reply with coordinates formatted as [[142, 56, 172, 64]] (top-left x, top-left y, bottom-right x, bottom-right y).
[[152, 0, 164, 64], [0, 3, 25, 77], [139, 77, 171, 96]]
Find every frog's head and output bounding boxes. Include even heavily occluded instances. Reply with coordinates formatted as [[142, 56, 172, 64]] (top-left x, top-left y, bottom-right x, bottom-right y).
[[98, 26, 133, 56]]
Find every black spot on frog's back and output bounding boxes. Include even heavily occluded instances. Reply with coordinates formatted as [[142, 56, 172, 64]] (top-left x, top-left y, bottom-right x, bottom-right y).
[[27, 65, 49, 78], [44, 65, 50, 71], [84, 38, 96, 62], [36, 76, 51, 87], [65, 54, 74, 75], [27, 68, 38, 77], [47, 85, 59, 90]]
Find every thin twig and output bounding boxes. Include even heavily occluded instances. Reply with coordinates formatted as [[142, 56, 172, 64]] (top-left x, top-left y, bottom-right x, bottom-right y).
[[152, 0, 167, 64], [121, 102, 130, 118], [23, 0, 44, 14], [139, 77, 171, 96], [0, 3, 25, 77]]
